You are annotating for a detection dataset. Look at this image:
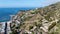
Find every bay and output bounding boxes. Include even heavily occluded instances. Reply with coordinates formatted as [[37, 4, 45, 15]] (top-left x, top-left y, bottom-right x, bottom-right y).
[[0, 7, 35, 22]]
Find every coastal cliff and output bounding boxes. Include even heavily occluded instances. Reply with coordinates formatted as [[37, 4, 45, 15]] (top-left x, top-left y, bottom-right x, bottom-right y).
[[9, 2, 60, 34]]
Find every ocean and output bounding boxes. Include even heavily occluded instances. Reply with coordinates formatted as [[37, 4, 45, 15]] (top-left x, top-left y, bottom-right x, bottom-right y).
[[0, 8, 35, 22]]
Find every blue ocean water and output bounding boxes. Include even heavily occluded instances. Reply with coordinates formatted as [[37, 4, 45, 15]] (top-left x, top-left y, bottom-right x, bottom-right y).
[[0, 8, 35, 22]]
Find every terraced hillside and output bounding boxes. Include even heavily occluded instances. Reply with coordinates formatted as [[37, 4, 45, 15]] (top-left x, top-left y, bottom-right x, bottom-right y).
[[10, 2, 60, 34]]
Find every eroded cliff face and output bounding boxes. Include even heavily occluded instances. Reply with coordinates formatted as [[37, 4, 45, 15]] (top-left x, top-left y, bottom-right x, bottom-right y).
[[10, 2, 60, 34]]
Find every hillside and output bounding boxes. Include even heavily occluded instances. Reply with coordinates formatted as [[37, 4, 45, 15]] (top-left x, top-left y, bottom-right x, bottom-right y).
[[10, 2, 60, 34]]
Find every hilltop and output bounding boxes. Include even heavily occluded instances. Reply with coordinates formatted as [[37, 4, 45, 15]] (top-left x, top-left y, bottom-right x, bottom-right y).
[[9, 2, 60, 34]]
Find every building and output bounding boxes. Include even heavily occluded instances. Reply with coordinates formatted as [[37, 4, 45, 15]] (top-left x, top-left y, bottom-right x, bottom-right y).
[[0, 22, 5, 34]]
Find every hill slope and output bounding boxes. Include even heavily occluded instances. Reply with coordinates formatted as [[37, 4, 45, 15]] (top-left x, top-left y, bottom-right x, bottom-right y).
[[10, 2, 60, 34]]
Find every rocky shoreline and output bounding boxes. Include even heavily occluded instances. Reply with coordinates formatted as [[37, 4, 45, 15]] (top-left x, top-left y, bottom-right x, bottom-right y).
[[0, 2, 60, 34]]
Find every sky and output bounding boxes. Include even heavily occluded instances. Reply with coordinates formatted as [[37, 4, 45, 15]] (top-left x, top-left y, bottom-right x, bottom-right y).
[[0, 0, 60, 8]]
